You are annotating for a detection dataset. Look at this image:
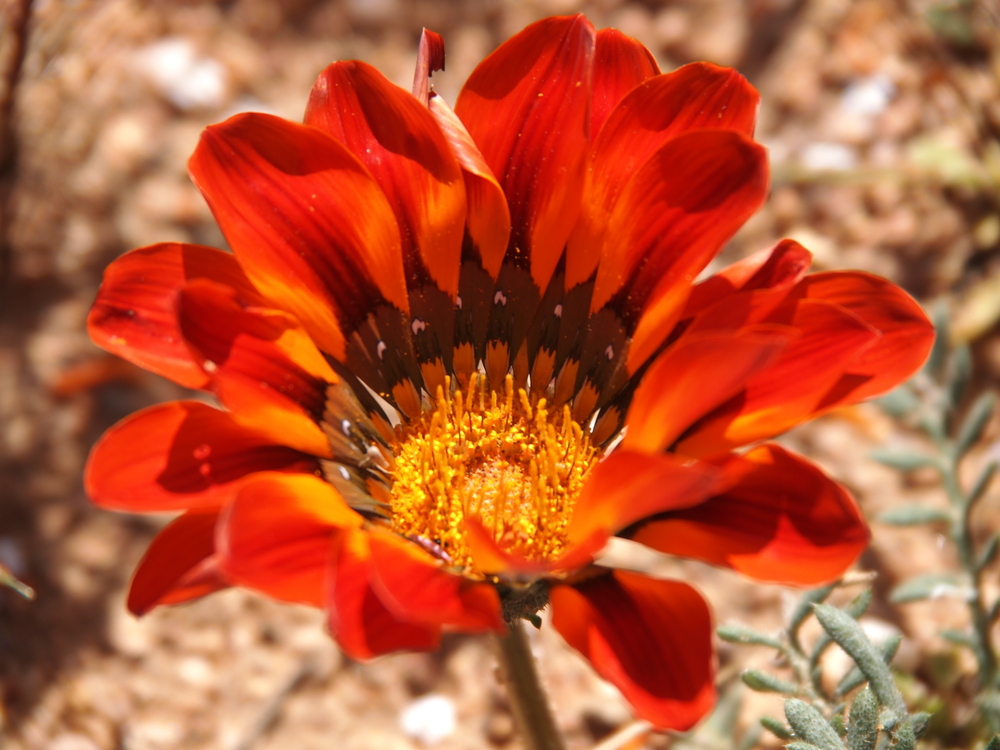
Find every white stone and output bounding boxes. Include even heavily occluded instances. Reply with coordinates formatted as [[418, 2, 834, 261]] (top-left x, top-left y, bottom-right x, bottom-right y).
[[399, 694, 456, 746], [800, 142, 858, 172], [137, 38, 227, 110]]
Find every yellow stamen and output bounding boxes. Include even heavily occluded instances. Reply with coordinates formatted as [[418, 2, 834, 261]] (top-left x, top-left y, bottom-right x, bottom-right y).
[[389, 374, 599, 576]]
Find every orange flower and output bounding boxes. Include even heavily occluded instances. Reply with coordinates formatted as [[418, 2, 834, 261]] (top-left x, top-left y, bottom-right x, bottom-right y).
[[85, 15, 933, 730]]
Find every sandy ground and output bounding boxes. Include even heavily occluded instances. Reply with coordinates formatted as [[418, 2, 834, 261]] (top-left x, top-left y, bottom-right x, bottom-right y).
[[1, 0, 999, 748]]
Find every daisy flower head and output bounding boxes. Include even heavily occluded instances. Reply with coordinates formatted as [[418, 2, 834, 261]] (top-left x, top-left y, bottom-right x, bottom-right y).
[[86, 15, 933, 730]]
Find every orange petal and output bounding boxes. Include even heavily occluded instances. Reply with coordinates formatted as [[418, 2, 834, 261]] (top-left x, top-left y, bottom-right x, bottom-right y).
[[217, 473, 362, 607], [567, 451, 720, 544], [683, 239, 813, 325], [305, 61, 466, 298], [628, 445, 869, 585], [551, 570, 715, 730], [411, 28, 445, 106], [127, 509, 229, 616], [429, 95, 511, 279], [176, 279, 335, 457], [455, 14, 595, 293], [328, 528, 441, 660], [676, 299, 880, 456], [367, 529, 503, 631], [622, 329, 791, 452], [598, 129, 768, 369], [85, 400, 318, 512], [568, 63, 760, 290], [463, 517, 606, 577], [88, 242, 262, 389], [798, 271, 935, 407], [188, 112, 408, 360], [590, 28, 660, 136]]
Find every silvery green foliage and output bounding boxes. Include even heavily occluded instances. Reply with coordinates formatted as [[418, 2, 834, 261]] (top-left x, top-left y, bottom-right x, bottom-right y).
[[718, 581, 931, 749], [873, 305, 1000, 734]]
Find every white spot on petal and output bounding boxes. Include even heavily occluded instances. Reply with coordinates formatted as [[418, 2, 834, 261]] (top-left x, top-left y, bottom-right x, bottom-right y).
[[341, 419, 352, 436], [494, 291, 507, 306], [553, 304, 562, 318], [203, 360, 218, 372], [376, 341, 387, 360], [604, 345, 614, 360], [412, 319, 427, 335]]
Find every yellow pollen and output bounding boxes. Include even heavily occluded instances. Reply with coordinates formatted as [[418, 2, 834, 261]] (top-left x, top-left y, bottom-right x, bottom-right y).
[[389, 374, 599, 575]]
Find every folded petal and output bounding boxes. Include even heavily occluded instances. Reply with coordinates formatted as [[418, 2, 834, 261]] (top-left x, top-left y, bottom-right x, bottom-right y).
[[366, 528, 503, 631], [622, 328, 791, 453], [217, 473, 363, 607], [682, 239, 813, 326], [188, 112, 408, 360], [627, 445, 869, 585], [568, 63, 759, 291], [590, 28, 659, 137], [85, 400, 318, 512], [305, 61, 466, 298], [676, 299, 879, 457], [455, 14, 595, 293], [328, 528, 441, 660], [551, 570, 715, 730], [566, 451, 720, 545], [177, 279, 335, 457], [411, 28, 445, 106], [428, 95, 511, 279], [797, 271, 935, 407], [127, 509, 229, 616], [88, 242, 262, 389]]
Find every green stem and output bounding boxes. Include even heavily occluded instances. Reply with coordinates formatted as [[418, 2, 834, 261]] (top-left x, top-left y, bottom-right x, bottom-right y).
[[941, 445, 997, 689], [493, 622, 566, 750]]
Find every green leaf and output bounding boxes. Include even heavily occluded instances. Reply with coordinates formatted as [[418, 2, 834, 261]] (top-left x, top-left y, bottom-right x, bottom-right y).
[[877, 505, 951, 526], [785, 744, 828, 750], [909, 712, 930, 739], [968, 462, 998, 506], [922, 303, 949, 379], [813, 604, 906, 715], [717, 623, 783, 650], [830, 713, 847, 737], [835, 635, 902, 697], [876, 386, 920, 418], [892, 719, 917, 750], [847, 688, 878, 750], [890, 573, 969, 603], [811, 591, 873, 670], [784, 699, 844, 750], [941, 628, 977, 649], [956, 392, 996, 458], [984, 735, 1000, 750], [869, 449, 938, 472], [948, 344, 972, 410], [760, 715, 793, 740], [741, 669, 800, 695], [978, 534, 1000, 572], [790, 584, 837, 652]]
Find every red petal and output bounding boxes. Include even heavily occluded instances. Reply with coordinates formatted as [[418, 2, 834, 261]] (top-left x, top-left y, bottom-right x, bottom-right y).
[[88, 242, 262, 389], [622, 329, 791, 453], [683, 239, 813, 325], [188, 112, 408, 360], [412, 28, 445, 106], [217, 473, 363, 607], [305, 61, 466, 298], [567, 450, 720, 545], [367, 529, 503, 631], [429, 95, 511, 279], [797, 271, 935, 407], [127, 509, 229, 616], [591, 129, 768, 370], [676, 299, 880, 456], [177, 279, 335, 457], [628, 445, 869, 585], [551, 570, 715, 730], [455, 14, 595, 292], [85, 400, 317, 512], [568, 63, 760, 291], [590, 28, 660, 136], [328, 528, 441, 659]]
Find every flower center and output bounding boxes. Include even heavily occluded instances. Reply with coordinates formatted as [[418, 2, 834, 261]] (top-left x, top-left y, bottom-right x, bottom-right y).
[[389, 374, 599, 576]]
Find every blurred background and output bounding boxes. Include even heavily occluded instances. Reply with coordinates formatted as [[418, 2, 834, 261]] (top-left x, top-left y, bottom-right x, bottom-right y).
[[0, 0, 998, 748]]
